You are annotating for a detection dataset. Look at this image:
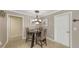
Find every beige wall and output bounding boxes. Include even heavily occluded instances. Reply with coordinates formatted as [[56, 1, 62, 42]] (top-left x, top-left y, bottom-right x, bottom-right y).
[[45, 14, 54, 39], [0, 16, 7, 47], [72, 10, 79, 48]]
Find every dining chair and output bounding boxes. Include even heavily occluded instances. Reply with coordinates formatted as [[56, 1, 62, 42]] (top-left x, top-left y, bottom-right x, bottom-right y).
[[26, 28, 33, 42], [36, 28, 47, 48]]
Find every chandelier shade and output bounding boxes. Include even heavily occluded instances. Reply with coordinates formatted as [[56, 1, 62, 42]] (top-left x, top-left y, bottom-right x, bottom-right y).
[[32, 10, 42, 24]]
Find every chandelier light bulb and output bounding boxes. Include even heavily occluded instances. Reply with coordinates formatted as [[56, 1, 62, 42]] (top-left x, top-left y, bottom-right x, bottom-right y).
[[32, 19, 35, 22], [39, 19, 42, 22], [35, 19, 37, 21], [35, 22, 39, 24]]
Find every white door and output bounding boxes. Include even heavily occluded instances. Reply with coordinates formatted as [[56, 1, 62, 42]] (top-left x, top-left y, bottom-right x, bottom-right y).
[[8, 16, 22, 39], [54, 12, 71, 47]]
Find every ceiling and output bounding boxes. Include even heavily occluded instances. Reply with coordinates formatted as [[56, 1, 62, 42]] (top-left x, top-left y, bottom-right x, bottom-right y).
[[8, 10, 61, 17]]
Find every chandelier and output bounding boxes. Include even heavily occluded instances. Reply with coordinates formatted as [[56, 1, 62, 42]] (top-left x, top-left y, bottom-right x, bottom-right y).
[[32, 10, 42, 24]]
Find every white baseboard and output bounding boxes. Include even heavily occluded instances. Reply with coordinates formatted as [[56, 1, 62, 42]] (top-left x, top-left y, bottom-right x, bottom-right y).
[[47, 37, 59, 44], [47, 37, 54, 42], [10, 35, 22, 38], [2, 38, 8, 48], [47, 37, 69, 47]]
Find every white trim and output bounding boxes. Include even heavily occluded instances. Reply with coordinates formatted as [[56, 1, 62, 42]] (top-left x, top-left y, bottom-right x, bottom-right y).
[[47, 37, 54, 42], [7, 14, 24, 18], [3, 14, 24, 48], [41, 10, 61, 17], [8, 14, 24, 39], [2, 14, 8, 48], [69, 12, 72, 48], [54, 11, 72, 48], [6, 10, 61, 17], [47, 37, 69, 47], [2, 40, 8, 48]]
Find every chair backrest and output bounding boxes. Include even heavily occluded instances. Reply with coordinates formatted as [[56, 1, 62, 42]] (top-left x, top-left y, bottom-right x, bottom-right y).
[[39, 27, 43, 31], [44, 29, 47, 37], [41, 29, 47, 40], [26, 28, 29, 37], [26, 28, 29, 33]]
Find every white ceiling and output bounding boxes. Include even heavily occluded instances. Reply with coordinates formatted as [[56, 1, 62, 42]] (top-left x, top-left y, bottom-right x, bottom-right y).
[[8, 10, 61, 17]]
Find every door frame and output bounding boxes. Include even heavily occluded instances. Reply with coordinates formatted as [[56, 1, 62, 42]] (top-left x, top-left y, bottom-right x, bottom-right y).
[[54, 12, 72, 48], [6, 14, 24, 46]]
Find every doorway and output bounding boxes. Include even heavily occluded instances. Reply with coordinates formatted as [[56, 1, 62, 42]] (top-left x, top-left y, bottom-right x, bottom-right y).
[[7, 15, 23, 41], [54, 12, 72, 47]]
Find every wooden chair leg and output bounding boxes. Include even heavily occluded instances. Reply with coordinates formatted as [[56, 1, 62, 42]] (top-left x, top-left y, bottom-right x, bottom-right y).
[[36, 38, 37, 44], [40, 40, 43, 48], [26, 38, 28, 42], [44, 38, 47, 46], [31, 33, 35, 48]]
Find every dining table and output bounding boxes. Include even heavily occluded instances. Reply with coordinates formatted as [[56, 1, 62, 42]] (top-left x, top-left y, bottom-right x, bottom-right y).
[[28, 29, 41, 48]]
